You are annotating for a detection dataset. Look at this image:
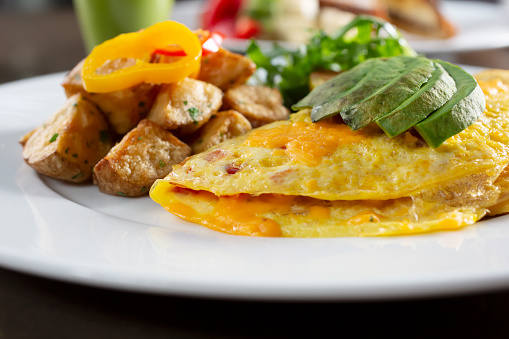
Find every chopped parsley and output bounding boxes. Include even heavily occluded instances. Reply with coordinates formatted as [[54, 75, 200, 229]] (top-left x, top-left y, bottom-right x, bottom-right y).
[[117, 192, 128, 197], [187, 107, 201, 123], [159, 160, 165, 168], [49, 133, 59, 143], [72, 172, 83, 180]]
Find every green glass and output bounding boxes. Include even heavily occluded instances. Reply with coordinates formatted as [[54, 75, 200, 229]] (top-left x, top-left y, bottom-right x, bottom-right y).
[[74, 0, 174, 52]]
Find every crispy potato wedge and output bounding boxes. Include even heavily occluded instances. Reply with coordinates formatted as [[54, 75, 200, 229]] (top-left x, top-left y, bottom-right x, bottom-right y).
[[190, 110, 252, 154], [93, 119, 191, 197], [62, 59, 160, 135], [20, 93, 112, 183], [198, 48, 256, 91], [147, 77, 223, 135], [222, 85, 290, 127]]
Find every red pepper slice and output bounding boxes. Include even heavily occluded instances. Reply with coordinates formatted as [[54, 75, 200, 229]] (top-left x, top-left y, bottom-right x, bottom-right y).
[[153, 46, 188, 57]]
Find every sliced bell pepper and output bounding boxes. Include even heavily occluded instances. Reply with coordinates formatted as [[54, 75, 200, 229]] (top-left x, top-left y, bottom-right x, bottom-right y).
[[81, 21, 202, 93]]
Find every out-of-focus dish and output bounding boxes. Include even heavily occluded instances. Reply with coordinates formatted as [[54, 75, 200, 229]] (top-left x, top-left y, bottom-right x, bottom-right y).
[[201, 0, 456, 43], [173, 1, 509, 54]]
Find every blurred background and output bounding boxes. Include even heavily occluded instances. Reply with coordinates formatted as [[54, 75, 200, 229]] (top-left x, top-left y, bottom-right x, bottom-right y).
[[0, 0, 508, 84]]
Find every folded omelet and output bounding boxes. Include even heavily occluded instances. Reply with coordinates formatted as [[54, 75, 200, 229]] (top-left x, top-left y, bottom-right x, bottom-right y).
[[150, 70, 509, 237]]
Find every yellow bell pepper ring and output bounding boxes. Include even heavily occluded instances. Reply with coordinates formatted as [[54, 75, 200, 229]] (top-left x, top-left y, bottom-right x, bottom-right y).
[[81, 21, 202, 93]]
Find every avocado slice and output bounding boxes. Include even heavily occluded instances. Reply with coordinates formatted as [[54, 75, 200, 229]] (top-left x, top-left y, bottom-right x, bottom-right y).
[[310, 56, 436, 130], [376, 61, 457, 137], [414, 61, 486, 148]]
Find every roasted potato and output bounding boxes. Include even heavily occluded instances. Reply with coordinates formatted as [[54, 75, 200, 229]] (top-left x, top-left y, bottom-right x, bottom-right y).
[[62, 59, 160, 135], [222, 85, 290, 127], [198, 48, 256, 91], [147, 77, 223, 135], [93, 119, 191, 197], [20, 93, 112, 183], [309, 70, 339, 90], [190, 110, 252, 154]]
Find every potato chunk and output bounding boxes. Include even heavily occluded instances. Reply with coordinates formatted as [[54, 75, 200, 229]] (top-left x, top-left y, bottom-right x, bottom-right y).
[[222, 85, 290, 127], [190, 110, 252, 154], [147, 78, 223, 135], [20, 93, 112, 183], [198, 48, 256, 91], [62, 59, 160, 135], [93, 119, 191, 197]]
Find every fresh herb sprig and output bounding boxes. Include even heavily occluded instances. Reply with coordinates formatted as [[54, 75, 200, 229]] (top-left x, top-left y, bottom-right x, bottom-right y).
[[246, 15, 417, 107]]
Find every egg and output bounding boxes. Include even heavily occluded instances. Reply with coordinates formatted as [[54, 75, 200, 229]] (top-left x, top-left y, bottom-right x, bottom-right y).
[[150, 69, 509, 237]]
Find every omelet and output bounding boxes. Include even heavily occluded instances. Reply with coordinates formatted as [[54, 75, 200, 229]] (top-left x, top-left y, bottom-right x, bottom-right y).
[[150, 69, 509, 237]]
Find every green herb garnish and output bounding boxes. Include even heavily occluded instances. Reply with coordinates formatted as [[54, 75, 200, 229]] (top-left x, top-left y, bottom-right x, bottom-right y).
[[246, 15, 416, 107], [187, 107, 201, 122], [49, 133, 59, 143], [72, 172, 84, 180]]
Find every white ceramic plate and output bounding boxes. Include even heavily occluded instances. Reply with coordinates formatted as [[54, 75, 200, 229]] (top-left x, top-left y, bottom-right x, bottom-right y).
[[172, 1, 509, 54], [3, 68, 509, 301]]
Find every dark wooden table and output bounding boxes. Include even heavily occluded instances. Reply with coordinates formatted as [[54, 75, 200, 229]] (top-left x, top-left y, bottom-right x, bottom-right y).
[[2, 265, 509, 338], [3, 5, 509, 338]]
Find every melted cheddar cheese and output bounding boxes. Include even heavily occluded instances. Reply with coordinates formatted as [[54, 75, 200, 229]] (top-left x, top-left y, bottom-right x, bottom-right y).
[[244, 120, 367, 166], [150, 180, 487, 237]]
